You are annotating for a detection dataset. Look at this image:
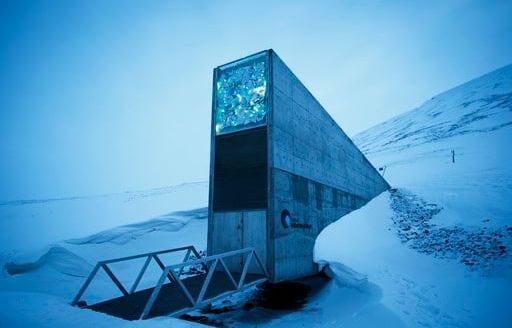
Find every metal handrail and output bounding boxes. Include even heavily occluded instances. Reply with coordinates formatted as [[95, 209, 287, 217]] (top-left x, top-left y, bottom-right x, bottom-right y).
[[97, 246, 196, 264], [71, 245, 269, 320], [71, 245, 202, 306], [140, 247, 268, 319], [165, 247, 264, 272]]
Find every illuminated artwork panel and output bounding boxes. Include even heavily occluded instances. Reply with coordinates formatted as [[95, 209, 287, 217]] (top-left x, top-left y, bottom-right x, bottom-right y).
[[215, 52, 268, 135]]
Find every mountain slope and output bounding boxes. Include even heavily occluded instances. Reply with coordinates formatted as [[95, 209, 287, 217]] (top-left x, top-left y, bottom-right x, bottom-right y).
[[353, 64, 512, 230], [315, 64, 512, 327], [354, 64, 512, 155]]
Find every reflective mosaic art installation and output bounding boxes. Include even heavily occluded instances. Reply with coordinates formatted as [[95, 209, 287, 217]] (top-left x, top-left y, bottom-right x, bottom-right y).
[[215, 54, 268, 135]]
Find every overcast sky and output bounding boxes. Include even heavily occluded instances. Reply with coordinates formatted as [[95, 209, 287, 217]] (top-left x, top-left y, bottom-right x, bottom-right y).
[[1, 0, 511, 201]]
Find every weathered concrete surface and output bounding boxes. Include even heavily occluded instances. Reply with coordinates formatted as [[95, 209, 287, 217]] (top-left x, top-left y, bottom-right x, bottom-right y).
[[208, 50, 389, 283], [268, 50, 390, 281]]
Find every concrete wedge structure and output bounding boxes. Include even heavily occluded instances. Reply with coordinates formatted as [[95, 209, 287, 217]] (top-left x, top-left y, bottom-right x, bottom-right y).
[[208, 49, 390, 282]]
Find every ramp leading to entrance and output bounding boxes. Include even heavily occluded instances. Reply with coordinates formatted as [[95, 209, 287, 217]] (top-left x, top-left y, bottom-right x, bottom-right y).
[[88, 271, 265, 320], [71, 246, 268, 320]]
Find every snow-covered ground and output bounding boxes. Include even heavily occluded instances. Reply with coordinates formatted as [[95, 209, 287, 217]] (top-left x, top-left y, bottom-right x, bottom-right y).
[[0, 64, 511, 327], [0, 181, 208, 252], [0, 184, 208, 328], [315, 64, 512, 327]]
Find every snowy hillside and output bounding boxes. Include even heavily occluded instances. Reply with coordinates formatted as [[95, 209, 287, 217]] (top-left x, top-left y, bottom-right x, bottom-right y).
[[0, 64, 511, 327], [353, 64, 512, 231], [355, 64, 511, 156], [315, 64, 512, 327]]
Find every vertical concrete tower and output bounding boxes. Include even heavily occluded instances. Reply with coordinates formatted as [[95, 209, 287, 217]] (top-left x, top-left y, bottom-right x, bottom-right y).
[[208, 50, 389, 282]]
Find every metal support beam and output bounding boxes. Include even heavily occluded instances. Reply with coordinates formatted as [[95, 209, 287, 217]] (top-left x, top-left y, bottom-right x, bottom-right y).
[[252, 250, 269, 277], [152, 254, 176, 284], [72, 246, 269, 321], [169, 269, 195, 306], [196, 259, 218, 304], [71, 263, 100, 305], [140, 270, 167, 320], [177, 248, 192, 277], [129, 255, 152, 294], [169, 277, 268, 318], [237, 251, 253, 289], [101, 264, 129, 297], [218, 257, 238, 289], [72, 245, 201, 307]]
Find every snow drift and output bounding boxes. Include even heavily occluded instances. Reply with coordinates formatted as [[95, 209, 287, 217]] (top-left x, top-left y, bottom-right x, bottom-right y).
[[4, 246, 92, 277]]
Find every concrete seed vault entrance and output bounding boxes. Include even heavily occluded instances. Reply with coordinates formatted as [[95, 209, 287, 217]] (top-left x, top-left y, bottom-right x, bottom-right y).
[[208, 49, 389, 283], [72, 49, 389, 320]]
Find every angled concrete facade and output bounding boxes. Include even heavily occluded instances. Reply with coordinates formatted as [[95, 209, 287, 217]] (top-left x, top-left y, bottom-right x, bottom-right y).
[[208, 50, 389, 282], [268, 51, 390, 281]]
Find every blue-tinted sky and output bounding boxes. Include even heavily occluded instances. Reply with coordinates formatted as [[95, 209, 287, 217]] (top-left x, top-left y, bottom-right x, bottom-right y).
[[1, 0, 511, 201]]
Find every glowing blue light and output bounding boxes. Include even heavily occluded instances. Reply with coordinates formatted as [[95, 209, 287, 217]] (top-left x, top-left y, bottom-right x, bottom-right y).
[[215, 54, 268, 135]]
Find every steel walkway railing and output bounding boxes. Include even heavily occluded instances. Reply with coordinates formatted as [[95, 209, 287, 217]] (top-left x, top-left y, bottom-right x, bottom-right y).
[[71, 246, 268, 320], [140, 247, 268, 319], [71, 245, 205, 307]]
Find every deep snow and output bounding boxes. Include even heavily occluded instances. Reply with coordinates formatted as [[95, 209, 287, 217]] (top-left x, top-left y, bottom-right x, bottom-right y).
[[314, 64, 512, 327], [0, 64, 511, 327], [0, 206, 208, 327], [0, 181, 207, 252]]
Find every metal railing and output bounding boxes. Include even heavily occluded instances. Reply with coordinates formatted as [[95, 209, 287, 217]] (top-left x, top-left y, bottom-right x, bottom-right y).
[[71, 246, 268, 320], [71, 245, 204, 307], [140, 247, 268, 319]]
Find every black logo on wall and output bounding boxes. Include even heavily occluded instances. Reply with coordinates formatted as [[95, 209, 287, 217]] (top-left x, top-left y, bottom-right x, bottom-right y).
[[280, 209, 312, 229]]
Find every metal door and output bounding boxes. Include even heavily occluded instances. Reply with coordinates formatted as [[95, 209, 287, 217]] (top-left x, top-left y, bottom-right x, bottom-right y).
[[211, 212, 242, 272], [211, 210, 266, 274], [242, 210, 267, 274]]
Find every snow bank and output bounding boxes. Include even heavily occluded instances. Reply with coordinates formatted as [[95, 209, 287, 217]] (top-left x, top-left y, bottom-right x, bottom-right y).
[[315, 193, 512, 327], [317, 260, 368, 289], [0, 182, 208, 252], [0, 205, 210, 327], [313, 64, 512, 327], [67, 207, 206, 245], [4, 246, 91, 277]]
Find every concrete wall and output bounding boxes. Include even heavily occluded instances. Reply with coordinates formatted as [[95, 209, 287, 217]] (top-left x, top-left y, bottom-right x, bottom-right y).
[[268, 50, 389, 281], [207, 54, 271, 277], [208, 49, 389, 283]]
